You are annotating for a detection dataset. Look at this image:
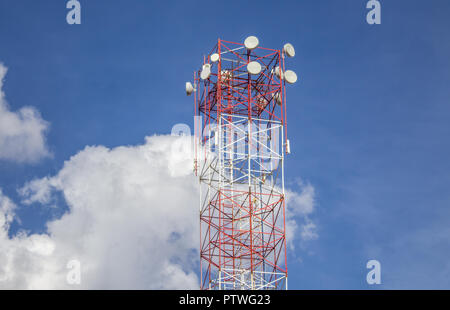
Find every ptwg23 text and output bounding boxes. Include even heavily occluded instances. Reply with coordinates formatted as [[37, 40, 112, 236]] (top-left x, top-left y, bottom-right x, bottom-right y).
[[179, 294, 271, 307]]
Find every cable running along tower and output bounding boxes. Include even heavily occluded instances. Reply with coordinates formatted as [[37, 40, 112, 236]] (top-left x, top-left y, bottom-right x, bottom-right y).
[[187, 36, 297, 290]]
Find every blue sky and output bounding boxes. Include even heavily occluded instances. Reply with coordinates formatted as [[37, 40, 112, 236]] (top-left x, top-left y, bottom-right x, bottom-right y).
[[1, 0, 450, 289]]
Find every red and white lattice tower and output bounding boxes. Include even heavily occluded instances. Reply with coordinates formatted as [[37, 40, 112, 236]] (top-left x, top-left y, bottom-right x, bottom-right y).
[[189, 37, 297, 290]]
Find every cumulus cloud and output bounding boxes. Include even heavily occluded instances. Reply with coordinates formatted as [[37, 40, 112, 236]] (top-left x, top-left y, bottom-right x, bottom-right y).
[[0, 189, 57, 288], [2, 136, 199, 289], [0, 135, 317, 289], [0, 63, 50, 163]]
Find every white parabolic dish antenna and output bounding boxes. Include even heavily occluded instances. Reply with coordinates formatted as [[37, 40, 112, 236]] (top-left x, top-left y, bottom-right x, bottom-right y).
[[272, 92, 282, 105], [186, 82, 194, 95], [210, 53, 219, 62], [283, 43, 295, 57], [284, 70, 298, 84], [201, 64, 211, 80], [274, 66, 284, 80], [247, 61, 262, 75], [244, 36, 259, 50]]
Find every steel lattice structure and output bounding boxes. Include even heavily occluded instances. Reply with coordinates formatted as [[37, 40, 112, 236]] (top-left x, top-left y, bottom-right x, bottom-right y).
[[192, 38, 292, 290]]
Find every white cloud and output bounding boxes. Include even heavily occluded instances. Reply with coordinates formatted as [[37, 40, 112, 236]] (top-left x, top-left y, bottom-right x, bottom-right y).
[[0, 63, 50, 163], [285, 180, 318, 249], [300, 220, 318, 241], [287, 180, 316, 217], [0, 135, 317, 289], [2, 135, 199, 289], [0, 189, 16, 231], [0, 189, 57, 288]]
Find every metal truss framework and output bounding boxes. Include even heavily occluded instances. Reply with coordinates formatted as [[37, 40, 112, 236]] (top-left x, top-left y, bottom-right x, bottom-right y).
[[193, 39, 289, 290]]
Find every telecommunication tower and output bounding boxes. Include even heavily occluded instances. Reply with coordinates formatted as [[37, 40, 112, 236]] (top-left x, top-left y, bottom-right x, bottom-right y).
[[186, 36, 297, 290]]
